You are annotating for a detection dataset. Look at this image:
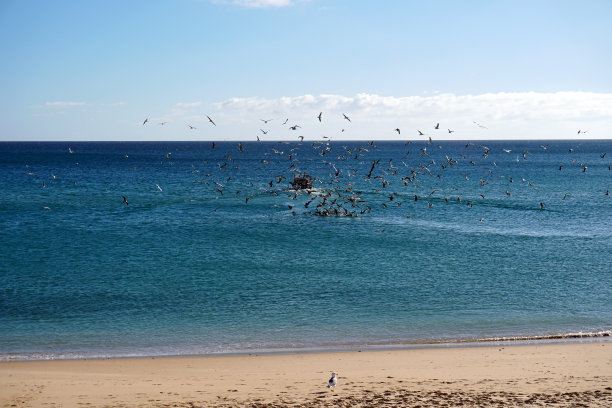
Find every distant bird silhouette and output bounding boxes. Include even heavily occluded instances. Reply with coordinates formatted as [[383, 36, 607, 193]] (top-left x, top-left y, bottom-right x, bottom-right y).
[[289, 125, 301, 130], [207, 116, 216, 126], [260, 119, 273, 124], [143, 118, 148, 125], [394, 128, 401, 134], [260, 129, 269, 134], [122, 196, 129, 205], [188, 125, 196, 130], [434, 123, 439, 129], [448, 129, 454, 133], [418, 130, 425, 136], [343, 114, 351, 122], [318, 112, 322, 122]]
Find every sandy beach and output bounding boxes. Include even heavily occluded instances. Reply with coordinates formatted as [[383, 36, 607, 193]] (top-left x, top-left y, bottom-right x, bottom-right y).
[[1, 342, 611, 407]]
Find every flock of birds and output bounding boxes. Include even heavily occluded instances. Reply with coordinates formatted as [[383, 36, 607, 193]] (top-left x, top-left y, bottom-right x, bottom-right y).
[[29, 112, 608, 222], [134, 112, 611, 222]]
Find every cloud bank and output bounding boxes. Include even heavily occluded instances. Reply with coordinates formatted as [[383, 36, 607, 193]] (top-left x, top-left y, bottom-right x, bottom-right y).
[[208, 92, 612, 139], [213, 92, 612, 121]]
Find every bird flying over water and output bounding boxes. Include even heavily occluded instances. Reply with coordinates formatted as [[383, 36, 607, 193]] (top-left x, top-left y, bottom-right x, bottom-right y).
[[143, 118, 148, 125], [122, 196, 129, 205], [260, 119, 273, 124], [207, 116, 216, 126], [394, 128, 401, 134], [188, 125, 197, 130], [318, 112, 322, 122], [343, 114, 351, 122]]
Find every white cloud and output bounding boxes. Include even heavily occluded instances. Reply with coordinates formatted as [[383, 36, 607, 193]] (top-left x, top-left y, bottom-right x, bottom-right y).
[[209, 0, 295, 7], [210, 92, 612, 139], [43, 101, 87, 108], [215, 92, 612, 120]]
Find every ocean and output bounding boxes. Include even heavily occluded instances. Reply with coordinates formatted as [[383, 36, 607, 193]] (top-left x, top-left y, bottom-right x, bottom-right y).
[[0, 140, 610, 361]]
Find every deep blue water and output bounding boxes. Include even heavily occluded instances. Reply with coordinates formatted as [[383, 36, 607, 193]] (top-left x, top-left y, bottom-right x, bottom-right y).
[[0, 140, 610, 360]]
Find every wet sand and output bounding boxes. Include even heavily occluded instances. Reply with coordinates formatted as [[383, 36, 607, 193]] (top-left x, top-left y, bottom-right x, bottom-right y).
[[1, 342, 611, 407]]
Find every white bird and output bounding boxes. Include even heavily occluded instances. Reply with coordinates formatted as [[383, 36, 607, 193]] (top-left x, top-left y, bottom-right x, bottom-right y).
[[156, 184, 163, 192], [327, 372, 337, 391]]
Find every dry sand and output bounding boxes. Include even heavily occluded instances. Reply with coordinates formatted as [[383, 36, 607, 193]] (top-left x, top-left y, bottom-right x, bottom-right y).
[[1, 342, 611, 407]]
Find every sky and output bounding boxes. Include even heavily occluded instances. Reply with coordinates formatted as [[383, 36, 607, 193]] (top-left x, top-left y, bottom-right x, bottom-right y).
[[1, 0, 611, 141]]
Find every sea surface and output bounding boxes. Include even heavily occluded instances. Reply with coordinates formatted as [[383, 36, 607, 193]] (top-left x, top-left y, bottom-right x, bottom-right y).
[[1, 140, 610, 361]]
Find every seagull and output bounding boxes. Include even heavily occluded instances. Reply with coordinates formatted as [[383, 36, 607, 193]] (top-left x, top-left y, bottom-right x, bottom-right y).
[[577, 129, 589, 135], [159, 122, 167, 125], [143, 118, 148, 125], [260, 118, 273, 124], [394, 128, 401, 134], [318, 112, 322, 122], [473, 121, 488, 129], [327, 372, 337, 392], [122, 196, 129, 205], [156, 184, 163, 192], [260, 129, 269, 134], [434, 122, 439, 129], [418, 130, 425, 136], [207, 116, 216, 126], [188, 125, 197, 130], [289, 125, 301, 130], [448, 129, 454, 133], [343, 113, 351, 122]]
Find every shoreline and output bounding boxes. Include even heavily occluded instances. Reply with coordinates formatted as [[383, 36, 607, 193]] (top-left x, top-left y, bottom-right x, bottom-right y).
[[2, 342, 611, 407], [2, 331, 610, 363]]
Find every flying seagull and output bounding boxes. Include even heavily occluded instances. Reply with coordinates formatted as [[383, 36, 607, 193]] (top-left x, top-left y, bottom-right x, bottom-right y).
[[343, 113, 351, 122], [143, 118, 148, 125], [318, 112, 322, 122], [394, 128, 401, 134], [122, 196, 129, 205], [188, 125, 197, 130], [207, 116, 216, 126], [260, 118, 273, 124]]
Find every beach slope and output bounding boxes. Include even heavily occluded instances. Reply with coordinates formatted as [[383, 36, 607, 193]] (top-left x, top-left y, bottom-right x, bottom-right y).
[[1, 342, 611, 407]]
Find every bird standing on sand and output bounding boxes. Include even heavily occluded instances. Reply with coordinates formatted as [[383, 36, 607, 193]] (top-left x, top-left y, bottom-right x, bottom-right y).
[[327, 372, 337, 392]]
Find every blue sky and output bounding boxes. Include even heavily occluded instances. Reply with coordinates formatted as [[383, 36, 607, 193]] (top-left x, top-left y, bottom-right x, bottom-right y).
[[1, 0, 611, 141]]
